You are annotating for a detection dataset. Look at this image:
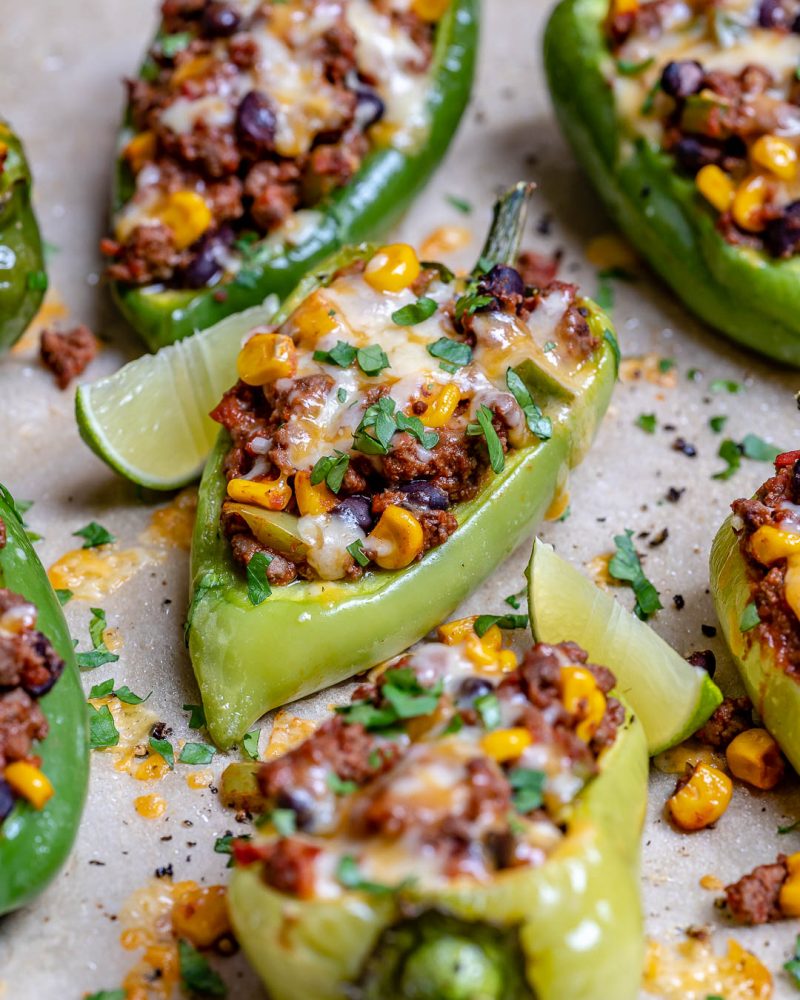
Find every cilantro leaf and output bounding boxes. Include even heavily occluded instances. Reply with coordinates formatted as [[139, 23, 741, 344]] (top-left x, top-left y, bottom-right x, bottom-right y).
[[427, 337, 472, 367], [709, 415, 727, 433], [246, 551, 273, 606], [741, 433, 782, 463], [454, 291, 494, 320], [467, 404, 505, 474], [382, 668, 443, 719], [391, 297, 438, 326], [347, 539, 370, 567], [636, 413, 657, 434], [710, 378, 742, 394], [603, 328, 621, 375], [327, 772, 359, 795], [609, 529, 663, 620], [356, 344, 391, 376], [55, 588, 73, 605], [740, 602, 760, 632], [88, 704, 120, 750], [310, 451, 350, 493], [336, 855, 401, 895], [178, 939, 227, 997], [159, 31, 192, 57], [184, 703, 206, 730], [473, 613, 528, 638], [26, 270, 48, 291], [395, 411, 439, 449], [149, 736, 175, 769], [353, 397, 397, 456], [85, 992, 126, 1000], [335, 701, 399, 731], [510, 768, 547, 814], [313, 341, 356, 367], [475, 693, 501, 730], [179, 742, 216, 765], [785, 935, 800, 988], [76, 607, 119, 671], [114, 685, 150, 705], [73, 521, 116, 548], [241, 730, 260, 760], [712, 439, 742, 480], [445, 194, 472, 214], [617, 56, 654, 75], [504, 589, 526, 610], [506, 368, 552, 440]]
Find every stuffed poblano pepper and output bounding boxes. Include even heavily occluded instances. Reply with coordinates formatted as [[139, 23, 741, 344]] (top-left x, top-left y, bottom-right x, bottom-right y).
[[102, 0, 478, 351], [188, 184, 619, 747], [545, 0, 800, 365], [0, 121, 46, 352], [0, 486, 89, 916], [711, 450, 800, 772], [227, 620, 648, 1000]]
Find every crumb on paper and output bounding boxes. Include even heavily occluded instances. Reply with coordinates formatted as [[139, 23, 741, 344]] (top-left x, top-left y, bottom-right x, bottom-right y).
[[265, 710, 317, 759], [419, 224, 472, 259], [586, 233, 637, 271], [586, 552, 614, 588], [620, 354, 678, 388]]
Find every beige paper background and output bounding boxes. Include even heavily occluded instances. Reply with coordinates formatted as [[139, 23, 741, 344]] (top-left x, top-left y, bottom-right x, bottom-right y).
[[1, 0, 800, 995]]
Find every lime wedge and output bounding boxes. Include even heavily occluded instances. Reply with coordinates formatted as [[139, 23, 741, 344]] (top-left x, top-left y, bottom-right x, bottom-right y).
[[76, 299, 278, 490], [527, 538, 722, 755]]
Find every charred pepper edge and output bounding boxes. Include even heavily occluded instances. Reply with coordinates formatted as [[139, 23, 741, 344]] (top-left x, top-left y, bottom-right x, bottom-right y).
[[0, 120, 47, 353], [227, 697, 647, 1000], [0, 484, 89, 916], [544, 0, 800, 366], [109, 0, 479, 352]]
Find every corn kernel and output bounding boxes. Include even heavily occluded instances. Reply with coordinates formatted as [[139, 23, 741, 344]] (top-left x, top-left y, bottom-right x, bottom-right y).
[[5, 761, 54, 809], [123, 131, 156, 174], [420, 383, 460, 428], [291, 293, 339, 346], [294, 470, 338, 516], [237, 332, 297, 385], [726, 728, 784, 790], [367, 505, 424, 569], [227, 476, 292, 511], [364, 244, 421, 293], [696, 164, 735, 213], [751, 134, 798, 181], [611, 0, 638, 13], [481, 727, 532, 763], [172, 882, 231, 949], [667, 762, 732, 832], [780, 854, 800, 917], [732, 174, 770, 233], [154, 190, 212, 250], [171, 54, 215, 88], [438, 617, 479, 644], [749, 524, 800, 564], [785, 554, 800, 621], [560, 665, 607, 742], [496, 649, 519, 673], [410, 0, 450, 21]]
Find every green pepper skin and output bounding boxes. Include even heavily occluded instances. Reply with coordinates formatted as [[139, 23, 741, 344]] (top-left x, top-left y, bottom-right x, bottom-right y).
[[0, 487, 89, 916], [188, 303, 617, 749], [228, 703, 648, 1000], [111, 0, 478, 352], [544, 0, 800, 366], [0, 121, 46, 353], [710, 515, 800, 771]]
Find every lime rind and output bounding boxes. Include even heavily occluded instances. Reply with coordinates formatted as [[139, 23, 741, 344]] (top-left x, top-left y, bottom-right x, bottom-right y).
[[527, 538, 722, 755], [76, 299, 278, 490]]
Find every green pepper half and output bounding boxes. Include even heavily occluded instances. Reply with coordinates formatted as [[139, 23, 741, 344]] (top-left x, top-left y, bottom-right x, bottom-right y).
[[110, 0, 478, 352], [0, 486, 89, 916], [228, 697, 648, 1000], [544, 0, 800, 366], [187, 185, 619, 748], [0, 120, 46, 353], [710, 513, 800, 771]]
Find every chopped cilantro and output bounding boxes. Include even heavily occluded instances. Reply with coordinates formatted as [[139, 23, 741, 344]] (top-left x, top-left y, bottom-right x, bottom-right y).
[[88, 678, 150, 705], [178, 938, 227, 997], [246, 551, 273, 606], [475, 692, 501, 730], [267, 808, 296, 836], [785, 935, 800, 988], [353, 397, 398, 456], [311, 451, 350, 493], [603, 328, 621, 374], [183, 703, 206, 730], [445, 194, 472, 214], [356, 344, 391, 376], [241, 729, 260, 760], [687, 367, 702, 381], [636, 413, 657, 434], [73, 521, 115, 548], [658, 357, 676, 373], [391, 297, 438, 326], [467, 405, 505, 474], [506, 368, 552, 440], [85, 991, 126, 1000], [709, 415, 727, 433], [617, 56, 654, 75], [740, 602, 760, 632], [179, 742, 216, 765], [395, 411, 439, 449], [419, 260, 456, 284], [443, 714, 464, 735], [336, 701, 399, 731], [504, 588, 526, 610], [454, 290, 494, 320], [88, 704, 119, 750], [741, 433, 782, 463], [779, 820, 800, 835], [336, 855, 401, 895], [427, 336, 472, 368], [327, 772, 358, 795], [710, 378, 741, 394], [149, 736, 175, 769], [159, 31, 192, 57], [609, 529, 663, 620], [76, 607, 119, 670], [214, 833, 243, 858], [712, 439, 742, 481], [596, 267, 634, 311], [474, 613, 528, 638], [382, 667, 443, 719], [347, 539, 370, 567], [313, 341, 356, 367], [55, 588, 73, 605], [510, 768, 547, 813], [337, 387, 348, 404], [640, 77, 661, 115], [543, 340, 556, 353]]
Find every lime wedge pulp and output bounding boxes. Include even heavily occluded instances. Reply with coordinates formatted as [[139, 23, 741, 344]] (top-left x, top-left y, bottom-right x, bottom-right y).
[[76, 299, 278, 490], [527, 538, 723, 755]]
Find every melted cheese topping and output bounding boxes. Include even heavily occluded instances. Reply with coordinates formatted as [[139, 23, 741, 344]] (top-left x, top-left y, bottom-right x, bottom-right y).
[[643, 936, 773, 1000]]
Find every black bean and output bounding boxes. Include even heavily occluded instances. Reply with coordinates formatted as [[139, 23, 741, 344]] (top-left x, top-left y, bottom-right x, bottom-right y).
[[673, 136, 722, 175], [759, 0, 787, 28], [182, 224, 234, 288], [333, 496, 373, 532], [399, 481, 450, 510], [660, 60, 704, 100], [687, 649, 717, 678], [458, 676, 494, 702], [276, 788, 316, 831], [672, 438, 697, 458], [236, 91, 276, 151], [202, 1, 241, 36], [791, 459, 800, 505], [478, 264, 525, 303], [701, 624, 717, 638], [354, 88, 385, 131], [764, 201, 800, 258], [21, 635, 64, 698], [0, 779, 14, 822]]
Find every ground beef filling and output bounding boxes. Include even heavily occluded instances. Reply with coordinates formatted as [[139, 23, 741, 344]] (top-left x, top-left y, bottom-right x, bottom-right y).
[[237, 640, 624, 896], [39, 324, 99, 390], [102, 0, 434, 288], [725, 855, 790, 925], [732, 462, 800, 675], [0, 526, 65, 822]]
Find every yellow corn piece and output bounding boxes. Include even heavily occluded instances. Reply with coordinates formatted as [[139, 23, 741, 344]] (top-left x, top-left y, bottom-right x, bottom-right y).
[[421, 383, 460, 428], [364, 244, 421, 293], [749, 524, 800, 564], [560, 665, 607, 742], [611, 0, 638, 13], [123, 131, 156, 174], [780, 853, 800, 917], [732, 174, 769, 233], [171, 54, 215, 88], [291, 293, 339, 345], [237, 332, 297, 385], [696, 164, 735, 213], [227, 476, 292, 511], [367, 505, 424, 569], [481, 727, 532, 763], [154, 190, 212, 250], [410, 0, 450, 21], [751, 134, 798, 181], [438, 617, 479, 644], [667, 762, 732, 831], [294, 470, 338, 516], [172, 882, 231, 949], [5, 761, 54, 809], [726, 728, 784, 790], [785, 554, 800, 621]]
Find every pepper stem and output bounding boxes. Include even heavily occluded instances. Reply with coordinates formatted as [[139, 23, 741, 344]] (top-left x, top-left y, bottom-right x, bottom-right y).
[[474, 182, 534, 273]]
